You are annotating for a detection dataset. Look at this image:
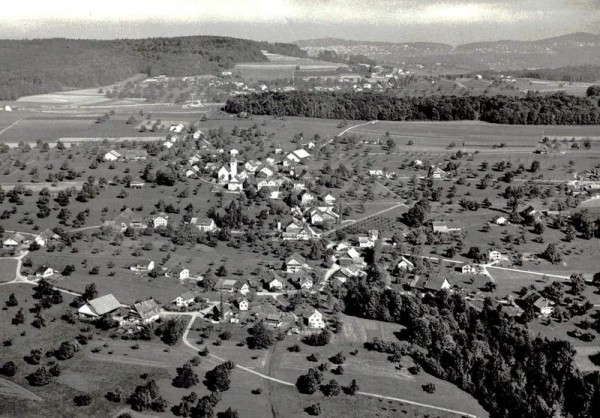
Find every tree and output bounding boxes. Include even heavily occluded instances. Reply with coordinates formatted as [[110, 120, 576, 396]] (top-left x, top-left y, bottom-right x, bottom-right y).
[[191, 396, 214, 418], [12, 308, 25, 325], [82, 283, 98, 301], [530, 160, 540, 173], [205, 363, 233, 392], [570, 273, 586, 296], [1, 361, 17, 377], [246, 321, 274, 349], [74, 394, 92, 406], [422, 383, 436, 393], [305, 403, 321, 416], [541, 243, 563, 264], [62, 265, 76, 276], [27, 367, 53, 386], [564, 224, 576, 242], [329, 352, 345, 365], [6, 293, 18, 307], [296, 368, 322, 394], [321, 379, 341, 396], [218, 407, 239, 418], [157, 318, 185, 345], [345, 379, 359, 395], [173, 363, 199, 388], [54, 341, 78, 360]]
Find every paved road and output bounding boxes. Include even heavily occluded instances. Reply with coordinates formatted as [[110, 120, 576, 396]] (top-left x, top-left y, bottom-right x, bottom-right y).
[[0, 118, 22, 138], [325, 202, 407, 236]]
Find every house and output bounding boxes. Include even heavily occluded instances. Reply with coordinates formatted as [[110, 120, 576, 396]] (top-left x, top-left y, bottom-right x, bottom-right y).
[[520, 292, 555, 316], [410, 276, 451, 293], [265, 271, 284, 292], [303, 308, 325, 329], [172, 291, 202, 307], [307, 207, 339, 225], [193, 217, 217, 232], [124, 149, 148, 161], [235, 281, 251, 295], [293, 182, 306, 191], [412, 159, 424, 168], [290, 272, 313, 290], [488, 250, 502, 262], [3, 232, 28, 248], [217, 166, 230, 182], [520, 205, 542, 222], [35, 266, 54, 278], [397, 256, 415, 272], [245, 160, 263, 173], [281, 221, 319, 241], [257, 166, 275, 178], [173, 267, 190, 280], [130, 260, 155, 272], [131, 299, 162, 323], [432, 222, 461, 233], [227, 175, 244, 192], [34, 228, 59, 247], [357, 230, 379, 248], [266, 313, 282, 327], [230, 148, 239, 157], [152, 213, 169, 228], [286, 149, 311, 163], [494, 216, 508, 225], [331, 265, 364, 283], [368, 169, 384, 177], [320, 193, 336, 205], [236, 298, 249, 311], [104, 150, 122, 161], [163, 141, 173, 149], [78, 294, 122, 318], [215, 279, 238, 293], [129, 179, 145, 189], [299, 190, 315, 206], [285, 253, 310, 273], [460, 265, 477, 274], [428, 166, 447, 180]]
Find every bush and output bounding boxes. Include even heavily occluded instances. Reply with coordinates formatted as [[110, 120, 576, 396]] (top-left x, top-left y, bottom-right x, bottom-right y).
[[288, 344, 301, 352], [74, 394, 92, 406], [219, 331, 232, 341], [296, 368, 322, 394], [305, 403, 321, 416], [307, 353, 320, 362], [303, 330, 330, 346], [329, 352, 345, 365], [27, 367, 53, 386], [422, 383, 436, 394], [1, 361, 17, 377], [321, 379, 341, 397]]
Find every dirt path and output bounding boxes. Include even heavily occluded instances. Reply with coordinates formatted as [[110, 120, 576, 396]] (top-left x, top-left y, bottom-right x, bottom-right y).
[[0, 377, 43, 401], [170, 312, 480, 418]]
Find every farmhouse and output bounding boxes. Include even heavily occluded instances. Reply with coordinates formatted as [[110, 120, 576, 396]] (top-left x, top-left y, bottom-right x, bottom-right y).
[[130, 260, 155, 272], [410, 275, 452, 293], [235, 280, 251, 295], [320, 192, 336, 205], [172, 291, 202, 307], [285, 252, 310, 273], [265, 271, 285, 292], [216, 278, 238, 292], [129, 179, 145, 189], [236, 298, 249, 311], [286, 149, 311, 163], [266, 313, 282, 327], [104, 150, 122, 161], [303, 308, 325, 329], [124, 149, 148, 161], [34, 228, 60, 247], [290, 272, 314, 290], [488, 250, 502, 262], [299, 190, 315, 206], [397, 256, 415, 272], [130, 299, 162, 323], [432, 222, 461, 233], [520, 292, 555, 316], [192, 217, 217, 232], [494, 216, 508, 225], [172, 267, 190, 280], [78, 294, 122, 319], [152, 213, 169, 228], [428, 166, 447, 180], [35, 266, 54, 279], [3, 232, 28, 248]]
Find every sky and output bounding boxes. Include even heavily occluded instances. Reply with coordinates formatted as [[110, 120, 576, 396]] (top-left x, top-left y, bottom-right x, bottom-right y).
[[1, 0, 599, 44]]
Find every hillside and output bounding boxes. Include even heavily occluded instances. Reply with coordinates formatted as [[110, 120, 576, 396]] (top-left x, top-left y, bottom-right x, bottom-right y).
[[296, 33, 600, 73], [0, 36, 300, 100]]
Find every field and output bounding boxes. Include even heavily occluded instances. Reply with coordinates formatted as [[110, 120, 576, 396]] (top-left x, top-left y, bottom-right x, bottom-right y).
[[0, 258, 18, 283]]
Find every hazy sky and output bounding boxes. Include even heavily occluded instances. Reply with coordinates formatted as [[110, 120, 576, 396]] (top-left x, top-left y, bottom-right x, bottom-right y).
[[1, 0, 599, 44]]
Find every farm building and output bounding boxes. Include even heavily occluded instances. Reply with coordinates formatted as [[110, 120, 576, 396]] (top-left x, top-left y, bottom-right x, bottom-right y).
[[78, 294, 122, 319], [172, 291, 202, 307], [35, 266, 54, 278], [130, 299, 162, 323], [302, 308, 325, 329]]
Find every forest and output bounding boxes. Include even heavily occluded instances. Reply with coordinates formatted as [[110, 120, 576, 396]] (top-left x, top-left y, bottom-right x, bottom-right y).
[[342, 272, 600, 418], [0, 36, 297, 100], [225, 91, 600, 125], [468, 65, 600, 83]]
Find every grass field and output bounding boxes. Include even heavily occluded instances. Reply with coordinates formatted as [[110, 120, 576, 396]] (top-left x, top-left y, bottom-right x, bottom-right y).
[[0, 258, 18, 283]]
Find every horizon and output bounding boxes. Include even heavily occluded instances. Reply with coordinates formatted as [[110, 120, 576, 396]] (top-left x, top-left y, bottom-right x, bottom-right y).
[[1, 0, 599, 45]]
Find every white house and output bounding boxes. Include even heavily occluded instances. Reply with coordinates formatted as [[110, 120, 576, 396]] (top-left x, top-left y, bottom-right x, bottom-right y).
[[230, 148, 239, 157], [172, 291, 201, 307], [299, 190, 315, 206], [494, 216, 508, 225], [152, 213, 169, 228], [285, 253, 309, 273], [130, 260, 155, 272], [78, 294, 122, 318], [397, 256, 415, 272], [3, 233, 28, 248], [320, 193, 336, 206], [35, 266, 54, 279], [173, 267, 190, 280], [104, 150, 122, 161], [488, 250, 502, 262], [304, 308, 325, 329], [237, 298, 249, 311], [194, 217, 217, 232]]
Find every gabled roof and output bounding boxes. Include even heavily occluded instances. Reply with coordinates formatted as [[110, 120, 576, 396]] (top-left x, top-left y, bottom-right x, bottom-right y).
[[177, 291, 201, 301], [88, 294, 121, 316], [287, 252, 307, 265], [133, 299, 161, 320]]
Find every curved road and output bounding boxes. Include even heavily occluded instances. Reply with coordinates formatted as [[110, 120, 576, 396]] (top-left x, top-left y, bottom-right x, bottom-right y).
[[169, 312, 479, 418]]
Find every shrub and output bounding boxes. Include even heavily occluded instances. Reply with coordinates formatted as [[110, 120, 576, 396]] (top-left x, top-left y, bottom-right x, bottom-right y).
[[74, 394, 92, 406]]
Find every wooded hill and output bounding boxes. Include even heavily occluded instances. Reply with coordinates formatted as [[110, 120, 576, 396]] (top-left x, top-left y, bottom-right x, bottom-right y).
[[0, 36, 301, 100]]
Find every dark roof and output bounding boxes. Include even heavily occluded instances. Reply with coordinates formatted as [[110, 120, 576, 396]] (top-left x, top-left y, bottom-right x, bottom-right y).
[[133, 299, 161, 320], [88, 294, 121, 316]]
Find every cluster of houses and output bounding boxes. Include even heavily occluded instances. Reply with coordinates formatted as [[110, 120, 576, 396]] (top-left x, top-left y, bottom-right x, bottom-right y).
[[3, 228, 60, 250], [104, 149, 148, 162], [104, 208, 171, 232]]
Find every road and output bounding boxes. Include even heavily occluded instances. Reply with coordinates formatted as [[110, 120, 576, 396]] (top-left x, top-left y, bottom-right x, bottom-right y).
[[167, 312, 479, 418], [486, 265, 571, 280], [0, 118, 22, 138], [320, 120, 378, 150]]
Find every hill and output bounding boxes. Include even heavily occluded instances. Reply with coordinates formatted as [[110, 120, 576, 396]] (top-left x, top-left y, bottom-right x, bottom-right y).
[[0, 36, 302, 100], [296, 33, 600, 73]]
